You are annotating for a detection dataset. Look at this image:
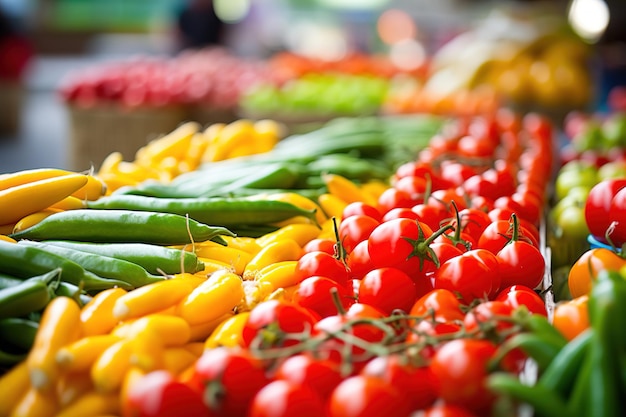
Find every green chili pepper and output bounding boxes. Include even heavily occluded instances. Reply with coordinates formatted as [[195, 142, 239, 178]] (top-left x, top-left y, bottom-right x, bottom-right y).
[[0, 268, 60, 319], [537, 328, 592, 398], [0, 240, 132, 291], [487, 372, 571, 417], [86, 195, 318, 226], [0, 317, 39, 351], [0, 274, 23, 290], [491, 332, 565, 374], [37, 240, 203, 275], [54, 281, 92, 307], [9, 209, 235, 246], [18, 241, 166, 289]]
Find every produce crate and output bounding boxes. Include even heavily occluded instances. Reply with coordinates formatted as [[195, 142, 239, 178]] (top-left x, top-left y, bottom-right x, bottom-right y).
[[187, 105, 238, 127], [68, 104, 186, 170]]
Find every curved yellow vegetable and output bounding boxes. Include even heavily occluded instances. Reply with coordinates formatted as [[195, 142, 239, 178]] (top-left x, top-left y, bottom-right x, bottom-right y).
[[255, 260, 300, 291], [0, 174, 89, 225], [176, 270, 243, 326], [255, 223, 321, 248], [322, 173, 378, 206], [317, 193, 349, 220], [56, 335, 122, 373], [90, 339, 134, 393], [0, 234, 16, 243], [56, 371, 93, 407], [27, 296, 82, 391], [0, 361, 30, 416], [8, 386, 58, 417], [80, 287, 127, 336], [49, 195, 87, 211], [12, 209, 61, 233], [205, 312, 251, 349], [116, 314, 191, 347], [243, 239, 303, 280], [54, 391, 119, 417], [0, 168, 76, 191], [194, 245, 253, 276], [188, 312, 234, 342], [138, 121, 200, 163], [162, 347, 199, 376], [71, 174, 108, 201], [112, 279, 194, 321]]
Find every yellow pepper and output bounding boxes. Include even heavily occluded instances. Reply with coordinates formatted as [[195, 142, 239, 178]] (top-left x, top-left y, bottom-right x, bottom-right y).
[[205, 312, 251, 349], [243, 239, 303, 280], [112, 279, 194, 321], [80, 287, 127, 336]]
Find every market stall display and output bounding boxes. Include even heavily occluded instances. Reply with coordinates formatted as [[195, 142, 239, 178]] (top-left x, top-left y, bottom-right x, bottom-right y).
[[1, 5, 626, 413]]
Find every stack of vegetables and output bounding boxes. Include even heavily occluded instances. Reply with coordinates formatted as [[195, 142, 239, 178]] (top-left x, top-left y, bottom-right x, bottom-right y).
[[0, 110, 624, 417]]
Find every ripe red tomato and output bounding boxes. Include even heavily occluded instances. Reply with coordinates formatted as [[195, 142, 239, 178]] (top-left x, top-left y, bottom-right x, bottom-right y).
[[314, 303, 387, 370], [366, 218, 435, 278], [430, 338, 498, 415], [346, 240, 374, 280], [294, 250, 350, 289], [411, 202, 450, 231], [248, 380, 327, 417], [292, 276, 355, 318], [585, 179, 626, 243], [421, 403, 481, 417], [357, 267, 418, 315], [607, 186, 626, 246], [394, 175, 428, 198], [124, 370, 209, 417], [303, 238, 337, 255], [496, 238, 545, 290], [406, 319, 462, 360], [382, 207, 420, 222], [433, 249, 501, 304], [342, 201, 383, 222], [377, 188, 418, 214], [328, 375, 412, 417], [274, 353, 343, 399], [462, 300, 516, 336], [477, 219, 539, 254], [495, 285, 547, 316], [191, 347, 269, 417], [360, 354, 438, 410], [241, 299, 320, 348], [338, 214, 380, 253], [408, 288, 464, 323]]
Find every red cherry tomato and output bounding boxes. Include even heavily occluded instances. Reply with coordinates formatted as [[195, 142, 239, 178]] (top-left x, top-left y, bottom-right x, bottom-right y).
[[191, 347, 270, 417], [358, 267, 418, 315], [408, 288, 465, 323], [430, 338, 498, 415], [342, 201, 383, 222], [274, 353, 343, 399], [303, 238, 337, 255], [495, 285, 547, 316], [292, 276, 355, 318], [328, 375, 412, 417], [585, 179, 626, 243], [377, 188, 418, 214], [241, 299, 320, 348], [346, 239, 374, 280], [463, 300, 516, 335], [360, 354, 438, 411], [338, 214, 380, 253], [124, 370, 209, 417], [248, 380, 327, 417], [496, 238, 545, 290], [294, 250, 350, 289]]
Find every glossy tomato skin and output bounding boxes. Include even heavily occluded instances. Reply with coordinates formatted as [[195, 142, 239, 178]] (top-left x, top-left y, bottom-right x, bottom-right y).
[[346, 240, 374, 280], [294, 251, 350, 289], [433, 249, 501, 304], [477, 219, 539, 255], [462, 301, 516, 335], [585, 179, 626, 242], [366, 218, 435, 280], [608, 186, 626, 246], [314, 303, 387, 371], [377, 188, 418, 215], [241, 299, 320, 348], [328, 375, 413, 417], [248, 380, 327, 417], [338, 214, 380, 253], [303, 238, 337, 255], [274, 353, 343, 399], [191, 347, 269, 417], [124, 370, 209, 417], [357, 267, 418, 315], [495, 285, 547, 316], [408, 288, 465, 323], [342, 202, 383, 222], [496, 239, 546, 290], [421, 403, 481, 417], [292, 276, 355, 318], [360, 354, 438, 411], [430, 339, 498, 415]]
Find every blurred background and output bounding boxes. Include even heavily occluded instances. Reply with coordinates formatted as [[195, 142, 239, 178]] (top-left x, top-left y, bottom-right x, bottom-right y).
[[0, 0, 624, 173]]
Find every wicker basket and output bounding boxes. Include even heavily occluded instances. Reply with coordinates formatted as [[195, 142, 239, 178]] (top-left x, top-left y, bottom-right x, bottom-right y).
[[68, 104, 187, 170]]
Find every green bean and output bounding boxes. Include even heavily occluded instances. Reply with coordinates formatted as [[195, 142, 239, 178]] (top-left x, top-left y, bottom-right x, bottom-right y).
[[86, 195, 317, 226], [0, 268, 59, 319], [38, 240, 203, 275], [0, 317, 39, 351], [18, 241, 166, 289], [9, 209, 235, 246], [0, 240, 132, 291]]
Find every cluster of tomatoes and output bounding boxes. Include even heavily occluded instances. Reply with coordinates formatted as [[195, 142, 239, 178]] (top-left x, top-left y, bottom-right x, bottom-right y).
[[123, 112, 555, 417]]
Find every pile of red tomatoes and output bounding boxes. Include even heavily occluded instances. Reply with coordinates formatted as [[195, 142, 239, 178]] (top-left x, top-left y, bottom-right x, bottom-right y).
[[124, 112, 556, 417]]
